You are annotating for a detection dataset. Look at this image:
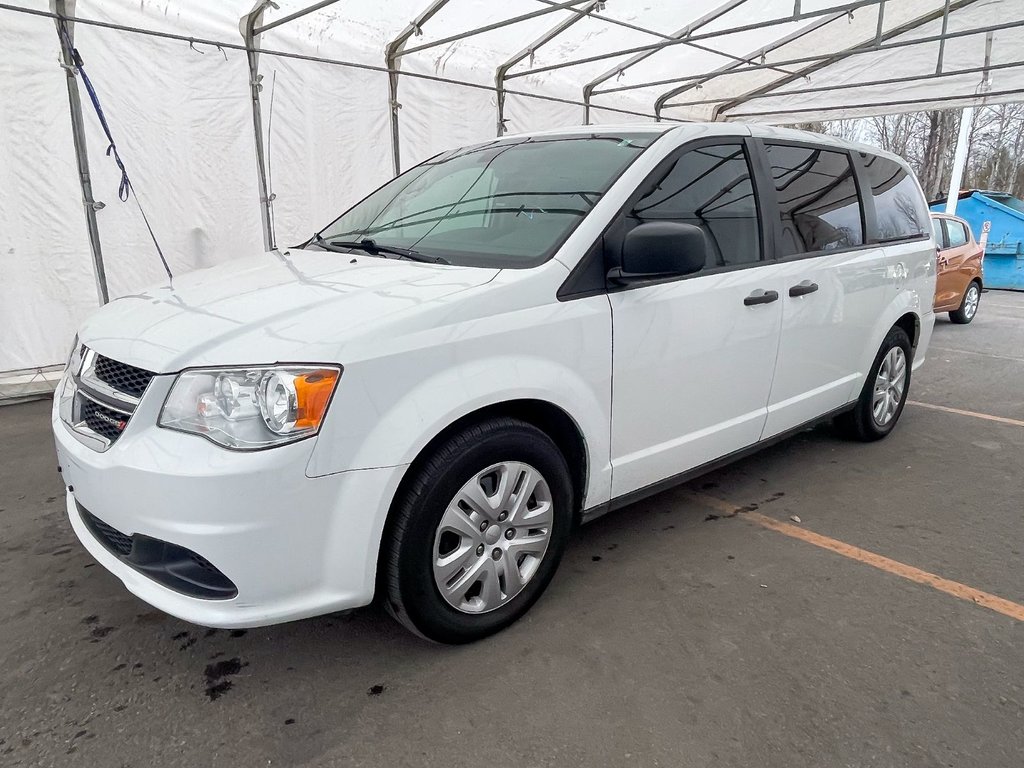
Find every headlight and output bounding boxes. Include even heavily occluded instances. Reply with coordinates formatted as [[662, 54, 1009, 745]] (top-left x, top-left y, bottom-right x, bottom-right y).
[[158, 365, 341, 450]]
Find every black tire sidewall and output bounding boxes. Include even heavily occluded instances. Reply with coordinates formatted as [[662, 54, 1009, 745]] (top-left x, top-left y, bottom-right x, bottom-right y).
[[951, 282, 980, 324], [855, 327, 913, 440], [391, 423, 573, 644]]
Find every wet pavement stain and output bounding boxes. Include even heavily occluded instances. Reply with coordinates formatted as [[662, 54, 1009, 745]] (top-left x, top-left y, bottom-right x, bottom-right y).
[[367, 684, 385, 696], [204, 658, 247, 701]]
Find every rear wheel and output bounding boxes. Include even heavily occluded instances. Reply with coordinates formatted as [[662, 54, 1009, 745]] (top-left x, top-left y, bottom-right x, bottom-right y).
[[949, 281, 981, 324], [835, 325, 912, 442], [384, 418, 573, 644]]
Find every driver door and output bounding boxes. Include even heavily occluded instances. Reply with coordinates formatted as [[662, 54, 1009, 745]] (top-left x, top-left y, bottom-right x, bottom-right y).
[[608, 139, 784, 499]]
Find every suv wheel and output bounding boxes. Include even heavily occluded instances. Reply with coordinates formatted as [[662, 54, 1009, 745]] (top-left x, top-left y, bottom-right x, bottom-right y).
[[384, 418, 573, 643], [950, 281, 981, 324], [836, 325, 912, 442]]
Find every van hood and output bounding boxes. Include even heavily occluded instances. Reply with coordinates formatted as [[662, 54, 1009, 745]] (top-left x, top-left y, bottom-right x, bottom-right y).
[[78, 249, 499, 373]]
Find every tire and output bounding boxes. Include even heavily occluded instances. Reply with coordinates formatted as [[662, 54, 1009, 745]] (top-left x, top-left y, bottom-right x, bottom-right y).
[[949, 280, 981, 324], [835, 325, 913, 442], [384, 418, 573, 644]]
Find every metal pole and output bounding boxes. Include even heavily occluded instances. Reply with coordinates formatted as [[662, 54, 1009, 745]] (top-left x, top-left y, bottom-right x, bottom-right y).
[[945, 106, 974, 215], [385, 0, 451, 176], [240, 0, 275, 251], [582, 0, 750, 124], [52, 0, 108, 305], [496, 1, 597, 136]]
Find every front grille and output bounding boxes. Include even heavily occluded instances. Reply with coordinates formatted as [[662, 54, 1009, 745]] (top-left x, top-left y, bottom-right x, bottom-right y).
[[82, 509, 134, 556], [93, 355, 155, 399], [80, 397, 129, 443]]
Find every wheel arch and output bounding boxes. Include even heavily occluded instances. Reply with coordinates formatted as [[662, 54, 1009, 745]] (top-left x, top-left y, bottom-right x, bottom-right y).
[[373, 398, 590, 594], [893, 311, 920, 350]]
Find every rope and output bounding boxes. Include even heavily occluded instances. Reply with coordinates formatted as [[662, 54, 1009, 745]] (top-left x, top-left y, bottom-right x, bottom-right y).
[[58, 19, 173, 282]]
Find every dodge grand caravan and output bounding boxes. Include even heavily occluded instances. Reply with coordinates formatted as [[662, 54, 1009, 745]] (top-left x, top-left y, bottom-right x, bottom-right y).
[[54, 123, 935, 643]]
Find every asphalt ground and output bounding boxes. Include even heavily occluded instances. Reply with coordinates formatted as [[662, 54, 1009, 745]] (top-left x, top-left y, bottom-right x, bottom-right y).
[[2, 290, 1022, 767]]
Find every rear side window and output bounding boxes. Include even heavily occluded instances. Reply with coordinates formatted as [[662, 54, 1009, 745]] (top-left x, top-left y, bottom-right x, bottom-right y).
[[862, 155, 929, 242], [764, 143, 864, 256], [631, 143, 761, 269], [945, 219, 969, 247]]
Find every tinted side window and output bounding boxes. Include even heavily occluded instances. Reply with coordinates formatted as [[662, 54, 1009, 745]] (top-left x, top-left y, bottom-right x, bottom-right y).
[[764, 144, 864, 256], [632, 144, 760, 268], [931, 217, 945, 246], [946, 219, 968, 247], [862, 154, 929, 242]]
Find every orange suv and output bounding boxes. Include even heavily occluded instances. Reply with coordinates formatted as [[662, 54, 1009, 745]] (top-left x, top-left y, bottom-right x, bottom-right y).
[[931, 213, 984, 324]]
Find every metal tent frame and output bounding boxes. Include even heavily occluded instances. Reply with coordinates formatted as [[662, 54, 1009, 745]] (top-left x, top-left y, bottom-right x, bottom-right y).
[[11, 0, 1022, 302]]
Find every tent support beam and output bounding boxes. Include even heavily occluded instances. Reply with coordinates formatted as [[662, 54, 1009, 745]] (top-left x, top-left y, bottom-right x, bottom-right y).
[[608, 2, 994, 98], [253, 0, 343, 36], [240, 0, 276, 251], [396, 0, 591, 60], [496, 1, 598, 136], [507, 0, 884, 81], [725, 87, 1017, 120], [385, 0, 451, 176], [653, 12, 840, 118], [711, 0, 978, 119], [582, 0, 748, 124], [52, 0, 108, 305], [662, 59, 1023, 110]]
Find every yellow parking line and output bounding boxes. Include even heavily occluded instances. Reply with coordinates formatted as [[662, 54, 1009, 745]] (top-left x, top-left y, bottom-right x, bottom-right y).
[[907, 400, 1024, 428], [691, 493, 1024, 623]]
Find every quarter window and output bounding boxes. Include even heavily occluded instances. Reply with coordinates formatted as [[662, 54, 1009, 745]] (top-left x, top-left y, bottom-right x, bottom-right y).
[[631, 144, 761, 269], [764, 144, 864, 256], [862, 154, 929, 242], [945, 219, 969, 248]]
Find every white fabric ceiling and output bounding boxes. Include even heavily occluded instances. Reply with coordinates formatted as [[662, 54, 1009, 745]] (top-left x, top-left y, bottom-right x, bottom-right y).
[[1, 0, 1022, 381]]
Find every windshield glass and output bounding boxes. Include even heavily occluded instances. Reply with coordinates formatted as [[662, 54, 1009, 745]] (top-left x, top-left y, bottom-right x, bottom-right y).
[[315, 132, 660, 268]]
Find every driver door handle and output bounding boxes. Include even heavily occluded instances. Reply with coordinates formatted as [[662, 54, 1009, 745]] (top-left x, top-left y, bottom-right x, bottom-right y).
[[744, 289, 779, 306], [788, 280, 819, 297]]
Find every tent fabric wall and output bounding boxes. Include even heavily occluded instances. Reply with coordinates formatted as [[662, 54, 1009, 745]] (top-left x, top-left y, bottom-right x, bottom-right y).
[[0, 9, 96, 373], [1, 0, 1023, 386]]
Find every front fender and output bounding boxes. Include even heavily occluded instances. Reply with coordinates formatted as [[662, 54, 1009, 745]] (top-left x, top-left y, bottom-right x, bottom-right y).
[[306, 297, 613, 510]]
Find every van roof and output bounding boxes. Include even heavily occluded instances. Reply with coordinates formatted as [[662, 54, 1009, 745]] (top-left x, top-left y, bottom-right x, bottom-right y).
[[501, 121, 909, 169]]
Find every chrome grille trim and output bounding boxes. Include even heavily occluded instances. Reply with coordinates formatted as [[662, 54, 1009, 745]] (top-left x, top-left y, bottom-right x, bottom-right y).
[[78, 349, 143, 409], [59, 347, 156, 452]]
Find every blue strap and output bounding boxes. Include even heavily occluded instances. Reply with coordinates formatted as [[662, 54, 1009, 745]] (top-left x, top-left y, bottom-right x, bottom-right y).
[[59, 20, 173, 283]]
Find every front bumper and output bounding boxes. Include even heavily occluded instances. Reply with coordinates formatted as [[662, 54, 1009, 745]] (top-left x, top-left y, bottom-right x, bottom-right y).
[[52, 378, 405, 628]]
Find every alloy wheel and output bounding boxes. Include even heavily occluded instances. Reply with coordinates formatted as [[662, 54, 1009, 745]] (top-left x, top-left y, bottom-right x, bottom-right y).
[[964, 284, 979, 319], [872, 346, 907, 426]]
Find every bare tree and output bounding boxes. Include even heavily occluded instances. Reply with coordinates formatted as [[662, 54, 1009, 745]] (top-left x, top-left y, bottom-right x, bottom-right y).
[[803, 104, 1024, 201]]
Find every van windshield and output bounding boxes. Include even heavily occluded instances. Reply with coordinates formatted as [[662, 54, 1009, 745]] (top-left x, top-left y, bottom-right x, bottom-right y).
[[314, 133, 659, 268]]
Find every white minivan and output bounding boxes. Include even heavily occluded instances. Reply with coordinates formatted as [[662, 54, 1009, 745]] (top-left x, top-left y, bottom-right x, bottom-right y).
[[53, 123, 935, 643]]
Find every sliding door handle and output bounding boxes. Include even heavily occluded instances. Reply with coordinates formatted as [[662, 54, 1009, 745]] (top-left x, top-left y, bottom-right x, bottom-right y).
[[744, 289, 779, 306], [788, 280, 819, 297]]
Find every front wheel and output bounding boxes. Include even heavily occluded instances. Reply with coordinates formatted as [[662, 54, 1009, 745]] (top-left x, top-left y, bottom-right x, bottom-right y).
[[384, 418, 573, 644], [949, 281, 981, 324], [835, 326, 912, 442]]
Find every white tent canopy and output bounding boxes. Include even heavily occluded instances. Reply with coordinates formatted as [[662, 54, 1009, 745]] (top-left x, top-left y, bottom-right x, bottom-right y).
[[1, 0, 1022, 393]]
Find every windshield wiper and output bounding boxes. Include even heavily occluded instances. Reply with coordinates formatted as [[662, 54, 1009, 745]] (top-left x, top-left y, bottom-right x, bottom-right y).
[[312, 234, 449, 264]]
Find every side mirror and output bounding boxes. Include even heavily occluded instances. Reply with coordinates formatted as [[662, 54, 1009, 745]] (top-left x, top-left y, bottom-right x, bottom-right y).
[[609, 222, 707, 284]]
